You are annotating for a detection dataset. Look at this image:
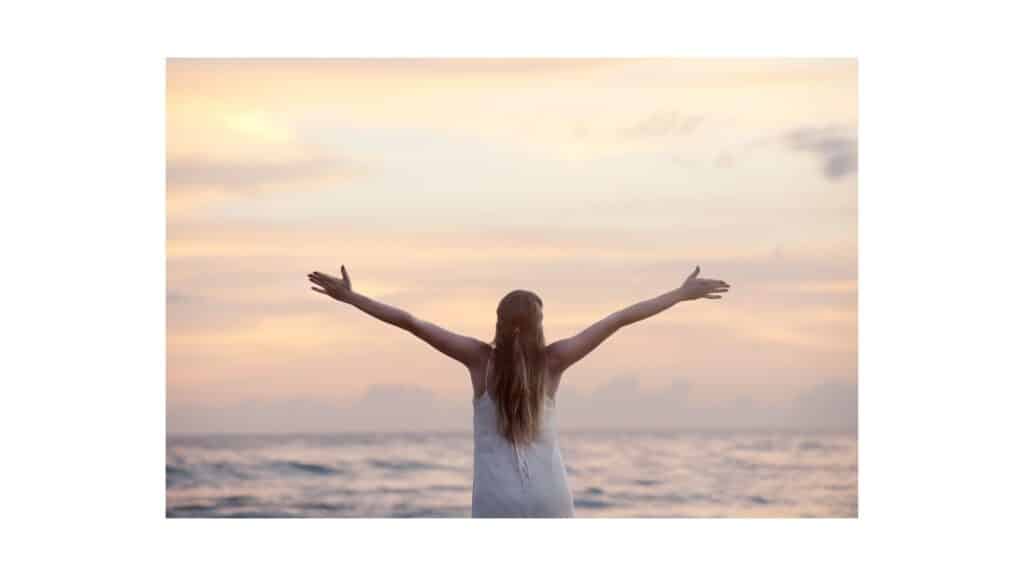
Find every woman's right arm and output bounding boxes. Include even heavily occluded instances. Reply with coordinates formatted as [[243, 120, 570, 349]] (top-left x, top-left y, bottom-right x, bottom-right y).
[[546, 266, 729, 374], [308, 266, 489, 370]]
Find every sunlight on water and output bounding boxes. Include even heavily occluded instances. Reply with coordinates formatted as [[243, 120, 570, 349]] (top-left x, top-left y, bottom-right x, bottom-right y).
[[166, 431, 857, 518]]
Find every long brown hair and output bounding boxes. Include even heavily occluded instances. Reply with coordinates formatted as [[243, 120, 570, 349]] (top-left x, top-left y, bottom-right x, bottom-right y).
[[489, 290, 547, 445]]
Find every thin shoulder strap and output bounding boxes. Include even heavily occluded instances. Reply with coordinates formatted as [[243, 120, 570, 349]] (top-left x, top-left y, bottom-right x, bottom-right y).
[[478, 346, 494, 400], [484, 347, 494, 393]]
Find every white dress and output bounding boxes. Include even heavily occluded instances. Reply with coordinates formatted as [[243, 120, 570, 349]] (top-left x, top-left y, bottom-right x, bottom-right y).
[[471, 388, 576, 518]]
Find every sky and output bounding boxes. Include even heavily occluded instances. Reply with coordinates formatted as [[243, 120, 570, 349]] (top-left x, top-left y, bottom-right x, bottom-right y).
[[166, 59, 857, 434]]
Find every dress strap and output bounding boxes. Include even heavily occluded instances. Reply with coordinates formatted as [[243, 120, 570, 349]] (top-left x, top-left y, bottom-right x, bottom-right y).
[[484, 349, 493, 391]]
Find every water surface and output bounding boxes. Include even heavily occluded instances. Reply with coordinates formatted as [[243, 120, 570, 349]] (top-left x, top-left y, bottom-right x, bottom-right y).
[[167, 430, 857, 518]]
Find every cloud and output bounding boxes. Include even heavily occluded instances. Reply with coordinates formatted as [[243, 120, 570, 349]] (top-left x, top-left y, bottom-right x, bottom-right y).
[[558, 377, 694, 428], [168, 379, 857, 434], [167, 156, 357, 196], [619, 111, 703, 140], [167, 290, 190, 305], [785, 380, 858, 431], [559, 378, 856, 431], [785, 125, 858, 180], [165, 154, 363, 218], [712, 135, 774, 169], [168, 384, 470, 434]]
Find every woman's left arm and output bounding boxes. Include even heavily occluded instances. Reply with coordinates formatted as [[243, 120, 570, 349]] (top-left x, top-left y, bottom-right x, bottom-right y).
[[309, 266, 489, 368]]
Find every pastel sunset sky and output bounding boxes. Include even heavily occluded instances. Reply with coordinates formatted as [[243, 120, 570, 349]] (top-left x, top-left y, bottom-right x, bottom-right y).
[[167, 59, 857, 434]]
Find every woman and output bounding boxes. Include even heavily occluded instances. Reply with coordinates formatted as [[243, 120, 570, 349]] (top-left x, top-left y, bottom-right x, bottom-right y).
[[307, 265, 730, 517]]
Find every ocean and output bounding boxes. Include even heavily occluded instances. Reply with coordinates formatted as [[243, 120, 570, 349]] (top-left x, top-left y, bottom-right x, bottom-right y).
[[166, 430, 857, 518]]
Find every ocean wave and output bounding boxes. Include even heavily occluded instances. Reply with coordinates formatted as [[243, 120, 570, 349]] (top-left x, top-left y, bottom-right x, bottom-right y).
[[167, 504, 219, 517], [165, 465, 193, 488], [368, 459, 439, 472], [720, 456, 762, 471], [268, 460, 345, 476], [427, 484, 469, 493], [166, 464, 191, 477], [604, 490, 717, 505], [574, 497, 614, 509], [216, 495, 260, 508], [376, 487, 422, 495], [390, 502, 468, 518], [296, 502, 354, 513], [223, 511, 298, 518], [733, 439, 778, 452], [165, 461, 252, 487], [797, 440, 847, 453], [208, 461, 252, 481]]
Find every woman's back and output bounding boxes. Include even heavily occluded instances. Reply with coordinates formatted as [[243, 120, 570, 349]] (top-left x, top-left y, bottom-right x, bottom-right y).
[[471, 355, 575, 518]]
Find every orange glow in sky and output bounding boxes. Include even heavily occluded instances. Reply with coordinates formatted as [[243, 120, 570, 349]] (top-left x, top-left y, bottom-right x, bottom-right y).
[[167, 59, 857, 433]]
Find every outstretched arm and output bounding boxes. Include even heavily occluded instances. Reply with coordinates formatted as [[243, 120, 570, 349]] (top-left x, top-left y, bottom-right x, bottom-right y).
[[546, 266, 730, 374], [308, 266, 489, 369]]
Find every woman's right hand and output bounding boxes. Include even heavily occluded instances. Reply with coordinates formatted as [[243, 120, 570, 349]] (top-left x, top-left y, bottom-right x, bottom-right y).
[[678, 266, 730, 301], [308, 265, 353, 303]]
